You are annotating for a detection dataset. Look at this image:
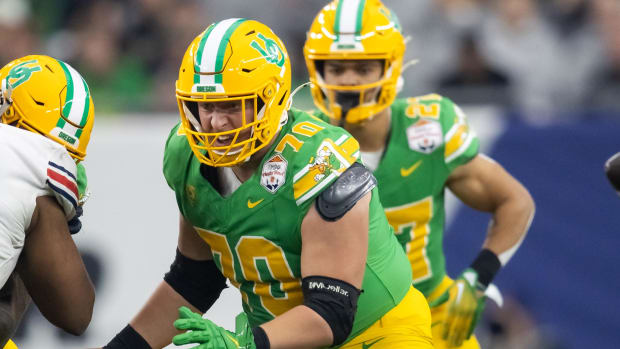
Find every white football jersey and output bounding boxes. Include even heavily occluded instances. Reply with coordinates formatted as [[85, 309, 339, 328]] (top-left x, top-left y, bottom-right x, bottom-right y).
[[0, 124, 78, 288]]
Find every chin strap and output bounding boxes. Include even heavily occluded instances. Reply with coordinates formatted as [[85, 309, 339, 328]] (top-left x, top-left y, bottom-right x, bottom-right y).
[[0, 79, 13, 116]]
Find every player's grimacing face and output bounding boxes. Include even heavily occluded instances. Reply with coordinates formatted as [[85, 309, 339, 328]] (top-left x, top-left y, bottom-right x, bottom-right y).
[[323, 59, 383, 102], [198, 99, 255, 147]]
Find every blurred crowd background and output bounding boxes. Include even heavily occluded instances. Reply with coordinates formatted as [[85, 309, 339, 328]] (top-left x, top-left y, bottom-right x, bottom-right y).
[[2, 1, 620, 349], [2, 0, 620, 121]]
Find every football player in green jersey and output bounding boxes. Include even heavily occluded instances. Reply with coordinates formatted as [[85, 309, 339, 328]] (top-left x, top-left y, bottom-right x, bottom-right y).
[[304, 1, 536, 348], [103, 19, 432, 349]]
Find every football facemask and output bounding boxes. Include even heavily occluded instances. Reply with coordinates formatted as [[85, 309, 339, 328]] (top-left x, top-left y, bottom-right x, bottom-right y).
[[304, 0, 405, 124]]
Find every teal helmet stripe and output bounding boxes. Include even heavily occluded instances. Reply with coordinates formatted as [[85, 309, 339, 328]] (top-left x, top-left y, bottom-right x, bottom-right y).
[[334, 0, 364, 42], [354, 0, 366, 34], [55, 61, 71, 129], [214, 19, 245, 84], [194, 24, 216, 85], [57, 60, 90, 136], [74, 76, 90, 138], [194, 18, 246, 86], [334, 0, 344, 39]]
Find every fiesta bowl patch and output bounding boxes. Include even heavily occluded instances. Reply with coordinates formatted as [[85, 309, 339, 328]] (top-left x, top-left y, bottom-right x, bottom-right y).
[[261, 154, 288, 193], [406, 119, 443, 154]]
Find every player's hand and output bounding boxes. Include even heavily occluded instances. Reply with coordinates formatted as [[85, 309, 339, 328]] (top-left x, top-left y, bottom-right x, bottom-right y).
[[173, 306, 256, 349], [429, 268, 486, 347]]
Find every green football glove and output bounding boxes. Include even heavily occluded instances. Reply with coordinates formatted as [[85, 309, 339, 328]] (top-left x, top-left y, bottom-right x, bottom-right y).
[[76, 162, 90, 205], [428, 268, 486, 348], [172, 306, 256, 349]]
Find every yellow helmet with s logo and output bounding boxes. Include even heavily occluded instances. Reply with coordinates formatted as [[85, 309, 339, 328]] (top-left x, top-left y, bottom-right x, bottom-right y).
[[303, 0, 405, 124], [176, 18, 291, 167], [0, 55, 94, 161]]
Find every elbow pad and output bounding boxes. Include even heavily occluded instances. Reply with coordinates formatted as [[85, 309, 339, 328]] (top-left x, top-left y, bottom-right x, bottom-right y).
[[302, 276, 361, 346], [164, 249, 227, 312]]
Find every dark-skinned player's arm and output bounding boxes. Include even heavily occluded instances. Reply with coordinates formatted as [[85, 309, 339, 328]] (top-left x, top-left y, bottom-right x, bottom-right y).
[[14, 196, 95, 337]]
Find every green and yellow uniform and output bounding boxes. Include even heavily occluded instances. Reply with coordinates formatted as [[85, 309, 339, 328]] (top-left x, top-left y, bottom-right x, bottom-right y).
[[163, 109, 432, 347], [317, 94, 481, 348]]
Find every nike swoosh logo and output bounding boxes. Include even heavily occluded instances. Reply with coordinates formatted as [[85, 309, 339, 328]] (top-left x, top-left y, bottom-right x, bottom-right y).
[[400, 160, 422, 177], [247, 198, 264, 208], [362, 337, 385, 349]]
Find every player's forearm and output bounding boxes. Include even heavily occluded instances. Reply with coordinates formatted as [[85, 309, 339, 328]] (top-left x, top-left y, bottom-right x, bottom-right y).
[[129, 281, 198, 348], [16, 195, 95, 335], [35, 272, 94, 336], [260, 304, 333, 349], [483, 187, 535, 265]]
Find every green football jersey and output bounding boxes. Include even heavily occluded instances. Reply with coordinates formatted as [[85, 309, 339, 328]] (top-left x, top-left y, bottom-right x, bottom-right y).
[[314, 94, 479, 296], [163, 108, 413, 343]]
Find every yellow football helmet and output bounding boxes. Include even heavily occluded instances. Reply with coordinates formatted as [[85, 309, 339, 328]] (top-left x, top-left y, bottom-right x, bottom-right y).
[[176, 18, 291, 167], [303, 0, 405, 124], [0, 55, 94, 161]]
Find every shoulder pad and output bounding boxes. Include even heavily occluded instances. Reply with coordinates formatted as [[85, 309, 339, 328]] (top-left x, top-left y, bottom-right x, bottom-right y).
[[316, 163, 376, 221]]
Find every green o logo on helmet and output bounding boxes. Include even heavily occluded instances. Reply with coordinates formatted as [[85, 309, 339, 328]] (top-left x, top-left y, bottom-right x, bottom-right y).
[[250, 33, 285, 67], [7, 60, 42, 88]]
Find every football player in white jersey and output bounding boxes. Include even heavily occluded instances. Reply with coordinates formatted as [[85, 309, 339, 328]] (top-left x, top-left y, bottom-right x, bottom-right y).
[[0, 55, 96, 348]]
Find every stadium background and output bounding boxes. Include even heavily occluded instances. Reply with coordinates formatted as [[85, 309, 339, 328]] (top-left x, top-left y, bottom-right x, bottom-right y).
[[1, 0, 619, 348]]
